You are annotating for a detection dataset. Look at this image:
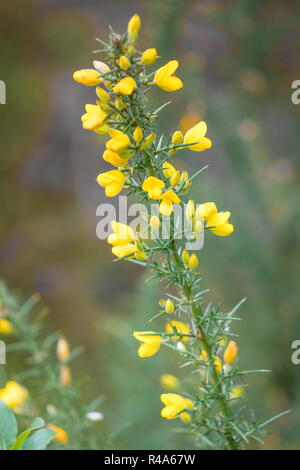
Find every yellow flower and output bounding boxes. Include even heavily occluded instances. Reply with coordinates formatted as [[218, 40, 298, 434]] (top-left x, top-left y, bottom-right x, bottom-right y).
[[142, 176, 165, 200], [0, 381, 28, 409], [160, 393, 193, 419], [133, 331, 162, 358], [183, 121, 212, 151], [47, 424, 69, 445], [224, 341, 238, 365], [112, 244, 137, 258], [0, 318, 14, 334], [182, 249, 190, 265], [106, 129, 131, 153], [127, 14, 141, 35], [172, 131, 183, 145], [118, 55, 131, 70], [113, 77, 137, 95], [230, 387, 244, 399], [141, 48, 158, 65], [206, 211, 234, 237], [103, 149, 129, 167], [81, 104, 107, 130], [133, 126, 143, 143], [159, 190, 181, 216], [56, 336, 70, 362], [163, 162, 176, 178], [170, 171, 180, 187], [97, 170, 125, 197], [108, 221, 136, 247], [165, 299, 175, 314], [96, 86, 110, 105], [160, 374, 179, 391], [165, 320, 190, 342], [140, 132, 156, 150], [73, 69, 101, 86], [150, 215, 160, 230], [195, 202, 217, 221], [154, 60, 183, 92]]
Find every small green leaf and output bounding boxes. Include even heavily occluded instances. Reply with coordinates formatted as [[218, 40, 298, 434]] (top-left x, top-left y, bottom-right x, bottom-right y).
[[11, 417, 45, 450], [0, 400, 18, 449], [22, 428, 55, 450]]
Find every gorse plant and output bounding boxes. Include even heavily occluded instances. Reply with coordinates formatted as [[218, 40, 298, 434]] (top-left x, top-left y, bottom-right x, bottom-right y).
[[73, 14, 288, 450]]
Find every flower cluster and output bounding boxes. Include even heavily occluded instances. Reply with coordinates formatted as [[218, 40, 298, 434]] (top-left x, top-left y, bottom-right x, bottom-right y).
[[73, 14, 279, 450]]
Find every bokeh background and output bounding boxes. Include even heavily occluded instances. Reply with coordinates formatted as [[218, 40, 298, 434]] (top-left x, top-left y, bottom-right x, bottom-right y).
[[1, 0, 300, 449]]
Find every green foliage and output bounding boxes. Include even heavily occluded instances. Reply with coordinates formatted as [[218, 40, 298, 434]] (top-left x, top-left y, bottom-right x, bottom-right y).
[[0, 400, 54, 450]]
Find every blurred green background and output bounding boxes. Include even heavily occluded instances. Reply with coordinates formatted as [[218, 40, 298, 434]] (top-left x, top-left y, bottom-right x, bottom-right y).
[[1, 0, 300, 449]]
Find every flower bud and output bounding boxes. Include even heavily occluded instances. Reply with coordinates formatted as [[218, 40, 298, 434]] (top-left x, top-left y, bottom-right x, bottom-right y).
[[160, 374, 179, 391], [141, 132, 156, 150], [133, 126, 143, 143], [56, 336, 70, 362], [188, 253, 198, 270], [60, 365, 72, 387], [127, 14, 141, 42], [141, 48, 158, 65], [172, 131, 183, 145], [115, 97, 125, 111], [135, 250, 147, 261], [93, 60, 110, 75], [96, 87, 110, 102], [150, 215, 160, 230], [223, 341, 238, 365], [47, 424, 69, 444], [118, 55, 131, 70], [180, 171, 189, 184], [180, 412, 191, 424], [186, 200, 195, 221], [182, 249, 190, 265], [165, 299, 175, 314]]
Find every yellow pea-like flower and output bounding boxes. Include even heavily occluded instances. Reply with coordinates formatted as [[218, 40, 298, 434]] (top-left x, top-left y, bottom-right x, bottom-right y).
[[96, 87, 110, 102], [188, 253, 198, 270], [119, 55, 131, 70], [0, 318, 14, 334], [113, 77, 137, 95], [133, 126, 143, 143], [159, 190, 181, 216], [103, 149, 129, 168], [73, 69, 101, 86], [106, 129, 131, 153], [154, 60, 183, 92], [206, 211, 234, 237], [224, 341, 238, 365], [200, 350, 222, 373], [97, 170, 126, 197], [133, 331, 162, 358], [93, 60, 110, 75], [162, 162, 176, 179], [160, 374, 179, 391], [107, 221, 136, 247], [141, 48, 158, 65], [160, 393, 193, 419], [180, 411, 192, 424], [165, 320, 190, 342], [140, 132, 156, 150], [171, 130, 183, 145], [183, 121, 212, 152], [165, 299, 175, 314], [195, 202, 217, 221], [112, 244, 138, 258], [142, 176, 165, 200], [47, 424, 69, 444], [81, 104, 107, 130], [170, 170, 180, 187], [0, 381, 28, 409]]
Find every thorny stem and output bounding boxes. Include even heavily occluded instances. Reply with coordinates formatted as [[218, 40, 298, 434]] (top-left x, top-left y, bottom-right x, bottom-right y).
[[170, 239, 238, 450]]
